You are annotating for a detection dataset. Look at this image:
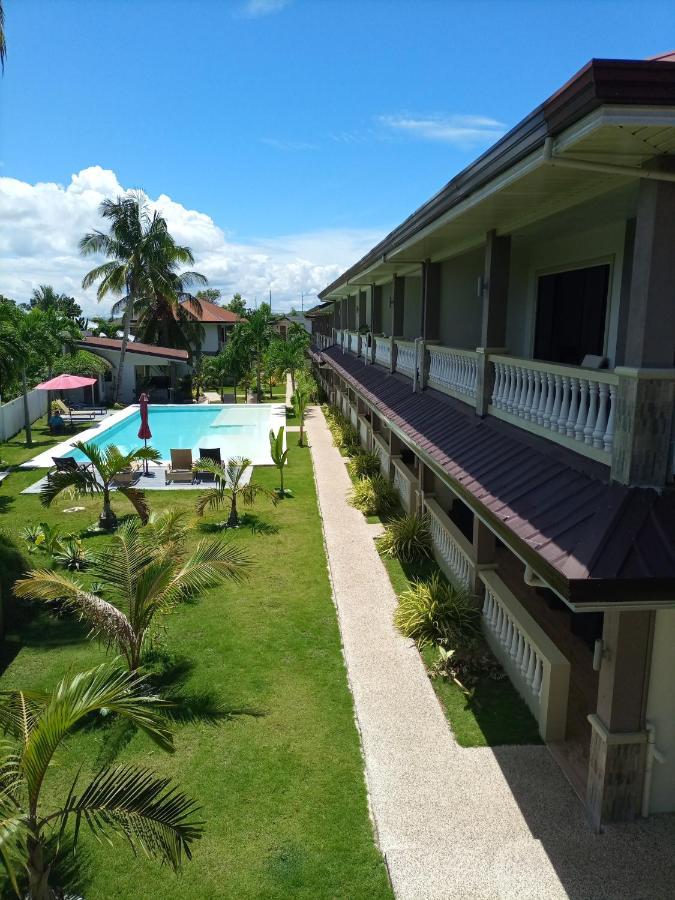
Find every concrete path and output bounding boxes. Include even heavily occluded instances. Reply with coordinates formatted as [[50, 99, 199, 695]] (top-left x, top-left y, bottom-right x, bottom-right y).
[[305, 405, 675, 900]]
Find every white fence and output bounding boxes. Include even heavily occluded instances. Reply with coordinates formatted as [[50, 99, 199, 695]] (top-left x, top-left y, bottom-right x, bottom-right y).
[[0, 390, 49, 442]]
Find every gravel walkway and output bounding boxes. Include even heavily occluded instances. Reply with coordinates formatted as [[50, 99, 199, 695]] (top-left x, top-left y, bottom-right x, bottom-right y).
[[305, 404, 675, 900]]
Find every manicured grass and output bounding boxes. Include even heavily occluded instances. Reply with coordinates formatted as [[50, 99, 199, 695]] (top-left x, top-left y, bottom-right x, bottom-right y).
[[0, 415, 93, 466], [0, 433, 392, 898], [380, 551, 541, 749]]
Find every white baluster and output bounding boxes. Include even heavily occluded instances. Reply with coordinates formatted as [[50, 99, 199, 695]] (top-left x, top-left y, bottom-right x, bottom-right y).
[[520, 642, 531, 676], [525, 649, 537, 686], [543, 373, 555, 428], [566, 377, 579, 437], [532, 656, 543, 697], [549, 374, 563, 433], [603, 384, 615, 452], [574, 378, 589, 442], [557, 375, 571, 434], [523, 370, 535, 421], [584, 382, 598, 444], [531, 370, 542, 423], [592, 382, 609, 449]]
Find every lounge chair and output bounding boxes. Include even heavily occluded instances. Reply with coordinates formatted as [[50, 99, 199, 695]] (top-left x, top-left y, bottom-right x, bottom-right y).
[[53, 400, 96, 423], [196, 447, 222, 481], [111, 461, 143, 486], [47, 455, 95, 483], [166, 449, 194, 484], [204, 391, 221, 404], [69, 400, 108, 415]]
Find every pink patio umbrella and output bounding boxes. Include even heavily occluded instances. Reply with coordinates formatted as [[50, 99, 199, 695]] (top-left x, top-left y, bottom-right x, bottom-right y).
[[35, 373, 98, 408], [138, 393, 152, 475]]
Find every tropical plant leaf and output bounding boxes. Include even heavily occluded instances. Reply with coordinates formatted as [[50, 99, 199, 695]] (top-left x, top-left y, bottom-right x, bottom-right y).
[[56, 764, 203, 871]]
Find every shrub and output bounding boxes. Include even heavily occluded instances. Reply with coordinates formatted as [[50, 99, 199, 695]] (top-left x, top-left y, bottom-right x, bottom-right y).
[[347, 451, 381, 479], [348, 474, 398, 517], [55, 538, 93, 571], [376, 513, 433, 562], [394, 571, 480, 648]]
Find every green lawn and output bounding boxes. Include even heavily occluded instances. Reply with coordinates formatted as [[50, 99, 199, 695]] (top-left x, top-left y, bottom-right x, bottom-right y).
[[0, 427, 392, 898], [380, 546, 541, 749]]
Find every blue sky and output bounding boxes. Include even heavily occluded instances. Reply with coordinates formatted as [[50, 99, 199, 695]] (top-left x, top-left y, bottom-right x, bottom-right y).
[[2, 0, 674, 311]]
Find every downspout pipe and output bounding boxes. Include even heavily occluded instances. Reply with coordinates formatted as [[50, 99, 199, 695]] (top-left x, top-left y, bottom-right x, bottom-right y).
[[642, 722, 666, 818], [543, 136, 675, 182]]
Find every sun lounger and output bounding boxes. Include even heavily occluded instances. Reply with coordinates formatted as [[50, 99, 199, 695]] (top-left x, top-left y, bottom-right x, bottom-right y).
[[111, 461, 143, 486], [204, 391, 221, 404], [166, 449, 194, 484], [195, 447, 222, 481], [69, 400, 108, 415], [53, 399, 96, 423], [47, 455, 95, 483]]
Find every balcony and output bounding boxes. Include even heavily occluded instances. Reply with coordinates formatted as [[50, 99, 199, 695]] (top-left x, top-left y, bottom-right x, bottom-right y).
[[372, 431, 390, 477], [391, 456, 417, 513], [330, 327, 669, 469]]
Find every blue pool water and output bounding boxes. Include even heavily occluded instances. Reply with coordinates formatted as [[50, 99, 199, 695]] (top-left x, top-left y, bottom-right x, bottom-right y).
[[70, 405, 277, 465]]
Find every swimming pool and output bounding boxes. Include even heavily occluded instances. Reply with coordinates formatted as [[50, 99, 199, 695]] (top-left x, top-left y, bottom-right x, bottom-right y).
[[64, 404, 285, 466]]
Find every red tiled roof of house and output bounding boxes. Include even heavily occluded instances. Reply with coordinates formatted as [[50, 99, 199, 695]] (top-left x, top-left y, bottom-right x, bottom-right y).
[[79, 337, 189, 361], [180, 298, 243, 324]]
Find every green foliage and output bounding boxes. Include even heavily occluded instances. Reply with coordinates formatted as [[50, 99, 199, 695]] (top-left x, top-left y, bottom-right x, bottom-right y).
[[14, 518, 249, 670], [393, 571, 480, 648], [291, 387, 310, 446], [348, 474, 398, 517], [21, 522, 70, 556], [347, 451, 381, 479], [376, 513, 433, 563], [323, 406, 360, 455], [195, 456, 279, 527], [41, 442, 162, 530], [0, 664, 202, 895], [50, 349, 112, 379], [269, 427, 290, 496], [54, 537, 93, 571]]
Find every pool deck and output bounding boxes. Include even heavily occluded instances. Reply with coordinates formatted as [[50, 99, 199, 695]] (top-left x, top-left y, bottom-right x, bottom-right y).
[[20, 464, 253, 495]]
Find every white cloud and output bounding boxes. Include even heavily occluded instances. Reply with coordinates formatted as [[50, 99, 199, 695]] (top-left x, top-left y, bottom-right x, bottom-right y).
[[0, 166, 383, 315], [239, 0, 290, 18], [261, 137, 318, 151], [378, 114, 506, 146]]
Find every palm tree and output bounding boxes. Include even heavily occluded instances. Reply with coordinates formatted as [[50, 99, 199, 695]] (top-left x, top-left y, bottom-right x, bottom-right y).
[[80, 193, 206, 403], [267, 331, 310, 394], [0, 664, 202, 899], [269, 427, 289, 497], [233, 304, 274, 400], [195, 457, 278, 527], [14, 517, 249, 671], [291, 387, 310, 447], [41, 441, 162, 530], [134, 291, 205, 357], [0, 0, 6, 72]]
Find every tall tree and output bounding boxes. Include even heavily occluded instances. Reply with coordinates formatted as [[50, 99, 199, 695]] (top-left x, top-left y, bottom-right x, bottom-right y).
[[195, 288, 221, 304], [27, 284, 82, 320], [232, 303, 274, 400], [226, 293, 247, 317], [80, 193, 205, 403], [0, 0, 6, 72]]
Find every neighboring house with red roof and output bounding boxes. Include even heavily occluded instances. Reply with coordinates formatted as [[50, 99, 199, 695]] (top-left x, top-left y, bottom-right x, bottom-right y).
[[78, 336, 190, 404], [178, 297, 243, 355]]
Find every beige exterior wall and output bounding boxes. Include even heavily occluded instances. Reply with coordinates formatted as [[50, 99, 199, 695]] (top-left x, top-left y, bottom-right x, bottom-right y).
[[380, 282, 393, 335], [438, 247, 483, 349], [646, 609, 675, 813], [506, 219, 628, 363], [403, 274, 422, 340]]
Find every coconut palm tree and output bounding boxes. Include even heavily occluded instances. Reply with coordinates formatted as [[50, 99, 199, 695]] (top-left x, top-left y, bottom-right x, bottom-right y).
[[14, 517, 249, 672], [80, 194, 206, 402], [41, 441, 162, 530], [269, 427, 289, 497], [195, 456, 278, 527], [0, 664, 202, 899], [0, 0, 6, 72]]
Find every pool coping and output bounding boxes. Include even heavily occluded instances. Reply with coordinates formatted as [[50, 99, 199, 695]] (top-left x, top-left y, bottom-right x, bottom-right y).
[[21, 403, 287, 469]]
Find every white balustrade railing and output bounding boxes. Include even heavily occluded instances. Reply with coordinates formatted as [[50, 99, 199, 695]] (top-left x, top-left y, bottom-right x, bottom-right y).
[[480, 569, 570, 742], [372, 433, 390, 477], [358, 415, 370, 449], [374, 336, 392, 369], [424, 497, 473, 591], [392, 458, 417, 514], [427, 346, 478, 403], [395, 340, 417, 379], [350, 405, 358, 430], [490, 356, 617, 456], [345, 331, 358, 354]]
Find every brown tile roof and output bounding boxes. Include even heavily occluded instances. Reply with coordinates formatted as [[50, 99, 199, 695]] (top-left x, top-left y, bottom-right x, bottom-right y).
[[79, 337, 188, 361], [180, 298, 243, 323], [322, 347, 675, 605]]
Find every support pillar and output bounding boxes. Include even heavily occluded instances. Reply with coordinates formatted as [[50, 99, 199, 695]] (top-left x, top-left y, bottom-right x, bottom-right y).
[[358, 290, 367, 330], [392, 275, 405, 338], [372, 284, 383, 334], [422, 260, 441, 342], [471, 518, 496, 597], [611, 179, 675, 487], [586, 610, 653, 830], [476, 231, 511, 416]]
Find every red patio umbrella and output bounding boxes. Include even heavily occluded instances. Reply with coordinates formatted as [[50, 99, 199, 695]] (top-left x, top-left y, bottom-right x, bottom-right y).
[[138, 393, 152, 475], [36, 374, 97, 391]]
